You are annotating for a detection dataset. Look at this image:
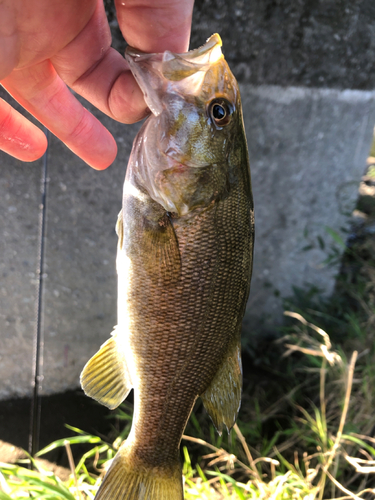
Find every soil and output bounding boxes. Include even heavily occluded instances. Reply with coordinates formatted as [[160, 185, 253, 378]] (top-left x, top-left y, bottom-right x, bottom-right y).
[[0, 390, 115, 468], [0, 440, 70, 480]]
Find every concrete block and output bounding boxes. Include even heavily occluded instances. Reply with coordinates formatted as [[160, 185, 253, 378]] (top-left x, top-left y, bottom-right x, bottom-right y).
[[106, 0, 375, 90], [0, 156, 41, 399], [40, 116, 141, 395], [190, 0, 375, 90], [0, 88, 140, 398], [0, 85, 374, 397], [242, 85, 375, 334]]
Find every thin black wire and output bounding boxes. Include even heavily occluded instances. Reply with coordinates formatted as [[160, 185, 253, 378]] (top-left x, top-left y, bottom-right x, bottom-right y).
[[29, 128, 50, 458]]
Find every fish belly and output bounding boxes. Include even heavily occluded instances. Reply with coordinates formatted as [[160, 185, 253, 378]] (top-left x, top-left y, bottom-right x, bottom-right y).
[[93, 177, 253, 500], [121, 183, 252, 465]]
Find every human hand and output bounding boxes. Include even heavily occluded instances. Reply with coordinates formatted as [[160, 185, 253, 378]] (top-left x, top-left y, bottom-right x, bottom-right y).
[[0, 0, 194, 169]]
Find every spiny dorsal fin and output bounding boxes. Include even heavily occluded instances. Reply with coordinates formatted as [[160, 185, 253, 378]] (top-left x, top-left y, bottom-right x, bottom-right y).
[[80, 333, 132, 410], [200, 337, 242, 435]]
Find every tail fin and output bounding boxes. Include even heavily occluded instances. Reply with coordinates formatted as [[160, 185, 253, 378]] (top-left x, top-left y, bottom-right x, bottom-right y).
[[95, 448, 183, 500]]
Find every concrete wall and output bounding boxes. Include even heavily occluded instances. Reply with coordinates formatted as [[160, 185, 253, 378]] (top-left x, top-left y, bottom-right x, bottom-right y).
[[244, 86, 375, 333], [1, 85, 374, 399], [190, 0, 375, 90], [1, 0, 375, 398], [108, 0, 375, 90]]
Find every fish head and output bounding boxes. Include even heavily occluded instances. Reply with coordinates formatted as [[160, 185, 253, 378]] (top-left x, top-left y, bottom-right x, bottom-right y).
[[125, 34, 245, 216]]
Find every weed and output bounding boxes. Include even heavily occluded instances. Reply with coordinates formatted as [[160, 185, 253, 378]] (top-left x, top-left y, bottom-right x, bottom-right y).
[[1, 313, 374, 499]]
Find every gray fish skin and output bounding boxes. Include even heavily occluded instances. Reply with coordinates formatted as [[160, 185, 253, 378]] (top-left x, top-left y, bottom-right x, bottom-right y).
[[80, 33, 254, 500]]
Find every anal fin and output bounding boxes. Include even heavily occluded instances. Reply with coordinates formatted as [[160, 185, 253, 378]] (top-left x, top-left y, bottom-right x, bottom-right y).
[[80, 332, 132, 410], [200, 338, 242, 434]]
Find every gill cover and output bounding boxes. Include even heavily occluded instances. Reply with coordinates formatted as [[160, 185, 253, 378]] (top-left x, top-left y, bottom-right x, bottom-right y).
[[124, 34, 241, 217]]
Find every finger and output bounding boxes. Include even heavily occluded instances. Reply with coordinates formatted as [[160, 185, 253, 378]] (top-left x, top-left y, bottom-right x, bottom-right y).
[[0, 96, 47, 161], [115, 0, 194, 53], [2, 60, 117, 170], [53, 46, 147, 124], [0, 0, 96, 73], [52, 0, 194, 125], [0, 2, 18, 80], [51, 0, 147, 124], [73, 51, 148, 124]]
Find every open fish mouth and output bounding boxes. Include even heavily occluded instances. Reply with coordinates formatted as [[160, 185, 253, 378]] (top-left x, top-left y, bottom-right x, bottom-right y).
[[125, 33, 222, 64], [125, 34, 224, 115]]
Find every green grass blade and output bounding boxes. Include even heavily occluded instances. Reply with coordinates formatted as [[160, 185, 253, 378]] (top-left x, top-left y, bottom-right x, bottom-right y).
[[37, 434, 103, 456], [64, 424, 88, 435], [342, 434, 375, 456], [324, 227, 346, 248], [0, 492, 12, 500]]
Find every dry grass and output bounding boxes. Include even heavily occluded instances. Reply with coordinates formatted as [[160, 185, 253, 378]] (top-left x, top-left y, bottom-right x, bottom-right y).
[[1, 313, 375, 499]]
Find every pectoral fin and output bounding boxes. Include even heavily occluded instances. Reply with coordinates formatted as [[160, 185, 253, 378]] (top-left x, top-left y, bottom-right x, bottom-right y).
[[140, 212, 181, 285], [80, 333, 132, 410], [200, 338, 242, 434], [115, 209, 124, 250]]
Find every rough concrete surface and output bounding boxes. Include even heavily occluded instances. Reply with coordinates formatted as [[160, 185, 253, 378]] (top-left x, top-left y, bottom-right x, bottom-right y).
[[0, 88, 140, 398], [40, 118, 140, 396], [243, 85, 375, 333], [106, 0, 375, 90], [191, 0, 375, 89], [1, 83, 374, 398], [0, 148, 41, 400]]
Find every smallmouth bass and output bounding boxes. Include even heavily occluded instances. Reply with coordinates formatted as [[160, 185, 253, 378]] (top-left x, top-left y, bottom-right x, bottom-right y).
[[81, 33, 254, 500]]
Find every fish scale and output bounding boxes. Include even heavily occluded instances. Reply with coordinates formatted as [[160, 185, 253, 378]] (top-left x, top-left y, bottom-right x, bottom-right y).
[[80, 33, 254, 500], [122, 185, 250, 462]]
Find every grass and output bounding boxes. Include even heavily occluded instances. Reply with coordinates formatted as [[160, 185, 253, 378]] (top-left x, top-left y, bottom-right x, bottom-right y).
[[1, 310, 374, 499], [2, 158, 375, 498]]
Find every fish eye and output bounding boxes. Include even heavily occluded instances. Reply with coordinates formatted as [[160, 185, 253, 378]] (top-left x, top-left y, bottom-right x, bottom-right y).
[[208, 98, 233, 127]]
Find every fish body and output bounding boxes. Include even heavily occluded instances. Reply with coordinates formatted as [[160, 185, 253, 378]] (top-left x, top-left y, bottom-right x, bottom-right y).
[[81, 34, 254, 500]]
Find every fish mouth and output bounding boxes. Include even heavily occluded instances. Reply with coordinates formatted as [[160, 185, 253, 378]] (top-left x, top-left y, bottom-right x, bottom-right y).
[[125, 35, 224, 115], [126, 33, 222, 64], [177, 33, 222, 64]]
